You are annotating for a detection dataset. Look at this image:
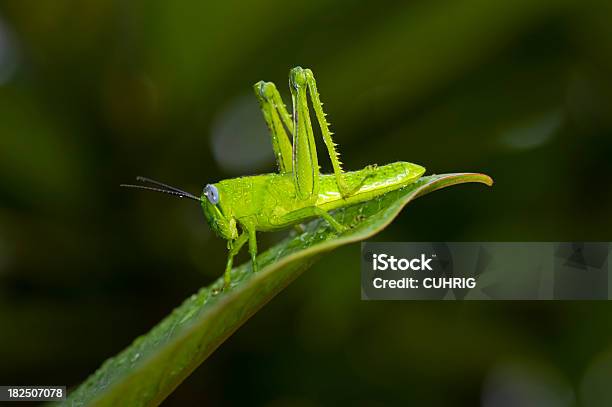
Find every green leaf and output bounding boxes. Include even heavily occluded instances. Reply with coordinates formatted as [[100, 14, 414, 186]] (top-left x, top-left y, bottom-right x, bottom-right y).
[[62, 172, 492, 407]]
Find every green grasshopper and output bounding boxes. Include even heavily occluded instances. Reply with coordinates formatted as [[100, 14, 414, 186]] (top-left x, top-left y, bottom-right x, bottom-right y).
[[123, 67, 425, 288]]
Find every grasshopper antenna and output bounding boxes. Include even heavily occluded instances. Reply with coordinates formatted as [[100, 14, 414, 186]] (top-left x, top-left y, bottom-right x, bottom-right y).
[[121, 177, 202, 202]]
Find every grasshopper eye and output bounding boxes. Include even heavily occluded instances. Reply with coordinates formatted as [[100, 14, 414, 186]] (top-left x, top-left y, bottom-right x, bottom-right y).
[[204, 184, 219, 205]]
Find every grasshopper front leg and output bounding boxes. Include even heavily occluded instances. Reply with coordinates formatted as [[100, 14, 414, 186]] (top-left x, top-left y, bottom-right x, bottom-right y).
[[224, 232, 248, 288], [223, 226, 259, 288]]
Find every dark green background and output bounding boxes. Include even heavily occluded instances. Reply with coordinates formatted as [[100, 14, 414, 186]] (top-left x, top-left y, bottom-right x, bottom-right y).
[[1, 0, 611, 405]]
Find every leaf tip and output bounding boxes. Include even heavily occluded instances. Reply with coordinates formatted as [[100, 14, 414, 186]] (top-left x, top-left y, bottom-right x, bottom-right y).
[[479, 174, 494, 187]]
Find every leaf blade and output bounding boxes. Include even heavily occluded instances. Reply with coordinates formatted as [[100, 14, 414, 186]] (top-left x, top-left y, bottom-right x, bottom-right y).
[[62, 172, 492, 407]]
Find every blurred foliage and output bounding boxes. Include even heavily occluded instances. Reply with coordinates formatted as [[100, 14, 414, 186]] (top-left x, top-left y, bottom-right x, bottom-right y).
[[0, 0, 612, 405]]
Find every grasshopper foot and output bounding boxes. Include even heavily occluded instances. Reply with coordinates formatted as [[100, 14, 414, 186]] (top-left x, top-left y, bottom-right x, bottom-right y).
[[223, 268, 232, 290], [328, 219, 348, 234], [292, 223, 306, 235]]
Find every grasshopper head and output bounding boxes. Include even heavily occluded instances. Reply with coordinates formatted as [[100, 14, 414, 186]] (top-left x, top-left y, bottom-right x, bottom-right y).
[[201, 184, 239, 240]]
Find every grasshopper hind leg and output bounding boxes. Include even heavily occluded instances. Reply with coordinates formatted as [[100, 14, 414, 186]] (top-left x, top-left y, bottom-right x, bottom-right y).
[[279, 206, 347, 234], [254, 81, 293, 174], [289, 67, 353, 198]]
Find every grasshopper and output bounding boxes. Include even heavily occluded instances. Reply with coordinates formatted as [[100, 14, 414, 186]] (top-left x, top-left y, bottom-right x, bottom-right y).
[[123, 67, 425, 288]]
